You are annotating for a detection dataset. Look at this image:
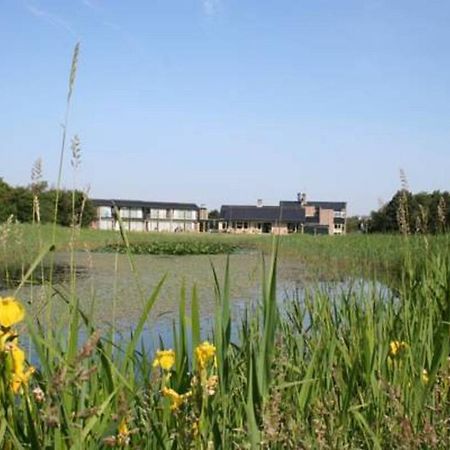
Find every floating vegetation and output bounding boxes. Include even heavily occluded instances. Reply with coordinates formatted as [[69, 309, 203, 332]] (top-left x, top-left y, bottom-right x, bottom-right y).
[[95, 240, 240, 255]]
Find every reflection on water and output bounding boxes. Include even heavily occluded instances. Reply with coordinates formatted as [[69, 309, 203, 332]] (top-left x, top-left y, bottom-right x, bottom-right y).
[[3, 251, 390, 350]]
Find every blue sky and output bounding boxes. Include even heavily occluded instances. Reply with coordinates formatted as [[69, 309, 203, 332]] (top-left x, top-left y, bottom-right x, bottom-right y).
[[1, 0, 449, 214]]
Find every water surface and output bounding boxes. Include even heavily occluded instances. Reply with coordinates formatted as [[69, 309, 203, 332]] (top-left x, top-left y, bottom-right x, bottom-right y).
[[5, 251, 388, 348]]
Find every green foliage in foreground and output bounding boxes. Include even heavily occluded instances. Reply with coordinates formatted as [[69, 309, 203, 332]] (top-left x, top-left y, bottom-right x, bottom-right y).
[[96, 241, 239, 256], [0, 237, 449, 448]]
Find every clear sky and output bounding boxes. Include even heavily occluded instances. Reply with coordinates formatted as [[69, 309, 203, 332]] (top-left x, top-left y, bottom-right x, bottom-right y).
[[1, 0, 449, 215]]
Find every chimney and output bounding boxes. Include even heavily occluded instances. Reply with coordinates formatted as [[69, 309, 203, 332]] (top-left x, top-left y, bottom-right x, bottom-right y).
[[297, 192, 307, 205], [256, 199, 263, 208]]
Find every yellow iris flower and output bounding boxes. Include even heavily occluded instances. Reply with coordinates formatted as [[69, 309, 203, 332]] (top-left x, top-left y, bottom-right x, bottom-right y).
[[389, 340, 408, 358], [0, 297, 25, 328], [10, 345, 35, 394], [152, 349, 175, 371], [162, 386, 191, 411], [195, 341, 216, 371]]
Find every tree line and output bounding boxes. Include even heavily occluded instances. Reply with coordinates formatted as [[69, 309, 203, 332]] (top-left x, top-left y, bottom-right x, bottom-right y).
[[367, 190, 449, 234], [0, 178, 95, 227], [0, 177, 448, 235]]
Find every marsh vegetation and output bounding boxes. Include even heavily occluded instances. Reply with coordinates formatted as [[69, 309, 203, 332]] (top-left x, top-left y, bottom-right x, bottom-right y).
[[1, 215, 449, 448]]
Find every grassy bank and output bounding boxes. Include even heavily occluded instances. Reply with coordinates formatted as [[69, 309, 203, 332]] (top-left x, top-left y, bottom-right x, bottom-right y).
[[0, 235, 449, 448]]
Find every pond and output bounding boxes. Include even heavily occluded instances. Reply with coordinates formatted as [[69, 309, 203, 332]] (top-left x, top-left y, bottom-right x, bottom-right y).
[[3, 250, 388, 349]]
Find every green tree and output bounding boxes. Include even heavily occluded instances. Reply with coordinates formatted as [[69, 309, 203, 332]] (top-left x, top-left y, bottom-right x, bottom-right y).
[[0, 178, 95, 228], [345, 216, 365, 233], [208, 209, 220, 220], [12, 187, 33, 222], [369, 190, 449, 234], [0, 178, 16, 222]]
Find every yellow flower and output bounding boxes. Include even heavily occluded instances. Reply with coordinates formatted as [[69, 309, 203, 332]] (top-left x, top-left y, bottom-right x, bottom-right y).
[[152, 349, 175, 371], [11, 368, 35, 394], [9, 345, 35, 394], [162, 387, 190, 411], [0, 297, 25, 328], [421, 369, 429, 384], [0, 330, 17, 352], [389, 340, 408, 358], [195, 341, 216, 371], [117, 417, 130, 446], [118, 417, 129, 436], [12, 364, 35, 393]]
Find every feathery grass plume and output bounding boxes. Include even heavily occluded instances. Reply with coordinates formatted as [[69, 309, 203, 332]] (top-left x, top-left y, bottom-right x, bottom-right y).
[[437, 196, 446, 233], [399, 168, 409, 192], [70, 135, 82, 230], [397, 193, 409, 235], [397, 169, 410, 235], [70, 135, 81, 170], [52, 42, 81, 241], [417, 204, 428, 235], [31, 157, 43, 186], [76, 185, 90, 228], [67, 42, 80, 103], [31, 158, 43, 223]]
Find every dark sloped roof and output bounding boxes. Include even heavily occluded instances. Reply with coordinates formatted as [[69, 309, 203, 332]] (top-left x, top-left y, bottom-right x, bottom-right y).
[[279, 206, 305, 221], [279, 201, 301, 207], [307, 201, 346, 211], [220, 205, 305, 222], [280, 200, 346, 211], [220, 205, 279, 221], [91, 199, 199, 210]]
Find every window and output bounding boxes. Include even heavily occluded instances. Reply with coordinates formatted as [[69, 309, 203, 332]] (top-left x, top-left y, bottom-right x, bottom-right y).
[[129, 208, 143, 219], [173, 210, 185, 220], [287, 223, 297, 233], [119, 208, 129, 218], [151, 209, 167, 219], [184, 210, 196, 220], [99, 206, 112, 218]]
